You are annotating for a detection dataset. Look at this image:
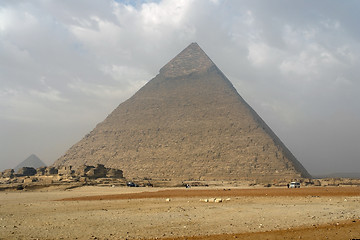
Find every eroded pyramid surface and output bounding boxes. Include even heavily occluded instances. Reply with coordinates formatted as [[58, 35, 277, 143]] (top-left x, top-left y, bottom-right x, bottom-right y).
[[54, 43, 310, 180]]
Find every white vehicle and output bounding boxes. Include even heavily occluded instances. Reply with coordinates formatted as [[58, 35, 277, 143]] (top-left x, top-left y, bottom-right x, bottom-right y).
[[289, 182, 300, 188]]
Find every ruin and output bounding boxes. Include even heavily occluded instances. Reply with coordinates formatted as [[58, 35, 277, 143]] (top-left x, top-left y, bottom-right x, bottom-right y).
[[0, 164, 125, 190]]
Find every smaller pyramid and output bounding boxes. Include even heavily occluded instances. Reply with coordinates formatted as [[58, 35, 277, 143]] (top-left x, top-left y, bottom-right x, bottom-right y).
[[14, 154, 46, 172]]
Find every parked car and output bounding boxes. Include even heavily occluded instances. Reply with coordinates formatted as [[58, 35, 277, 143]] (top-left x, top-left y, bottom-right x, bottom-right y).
[[127, 181, 138, 187], [289, 182, 300, 188]]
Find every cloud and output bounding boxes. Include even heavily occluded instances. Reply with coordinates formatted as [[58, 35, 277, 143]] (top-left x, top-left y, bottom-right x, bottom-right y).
[[0, 0, 360, 175], [247, 42, 280, 66]]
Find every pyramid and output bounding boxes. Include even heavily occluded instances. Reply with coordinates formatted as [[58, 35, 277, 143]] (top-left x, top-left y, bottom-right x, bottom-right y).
[[54, 43, 311, 180], [14, 154, 46, 172]]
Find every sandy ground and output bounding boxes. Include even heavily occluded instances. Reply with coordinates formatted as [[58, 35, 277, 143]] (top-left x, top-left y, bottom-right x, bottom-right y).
[[0, 186, 359, 239]]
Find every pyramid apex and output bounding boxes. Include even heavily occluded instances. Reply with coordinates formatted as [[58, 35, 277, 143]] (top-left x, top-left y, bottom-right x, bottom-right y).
[[190, 42, 199, 46], [159, 42, 214, 78]]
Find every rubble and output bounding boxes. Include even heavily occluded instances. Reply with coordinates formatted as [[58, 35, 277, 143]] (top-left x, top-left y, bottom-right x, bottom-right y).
[[0, 164, 126, 191], [2, 169, 14, 178], [16, 167, 37, 177]]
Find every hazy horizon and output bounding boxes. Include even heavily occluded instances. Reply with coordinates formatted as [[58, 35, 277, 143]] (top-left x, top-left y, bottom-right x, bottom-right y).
[[1, 0, 359, 176]]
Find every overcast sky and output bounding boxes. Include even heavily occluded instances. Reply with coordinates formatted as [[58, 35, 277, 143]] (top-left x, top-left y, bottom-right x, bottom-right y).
[[1, 0, 359, 175]]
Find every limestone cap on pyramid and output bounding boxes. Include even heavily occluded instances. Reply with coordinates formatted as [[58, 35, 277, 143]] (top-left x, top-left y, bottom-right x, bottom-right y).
[[160, 42, 215, 78]]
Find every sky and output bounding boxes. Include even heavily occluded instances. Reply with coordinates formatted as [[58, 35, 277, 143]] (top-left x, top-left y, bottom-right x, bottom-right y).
[[0, 0, 359, 176]]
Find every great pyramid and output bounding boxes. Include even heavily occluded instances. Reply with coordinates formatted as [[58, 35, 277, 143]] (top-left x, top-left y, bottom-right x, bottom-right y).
[[14, 154, 46, 172], [54, 43, 311, 180]]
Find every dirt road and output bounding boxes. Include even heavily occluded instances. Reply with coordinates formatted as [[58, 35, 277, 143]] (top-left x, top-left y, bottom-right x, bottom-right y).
[[61, 186, 360, 201], [159, 220, 360, 240]]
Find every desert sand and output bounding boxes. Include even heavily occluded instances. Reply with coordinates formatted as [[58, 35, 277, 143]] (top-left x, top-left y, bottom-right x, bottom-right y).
[[0, 186, 360, 239]]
